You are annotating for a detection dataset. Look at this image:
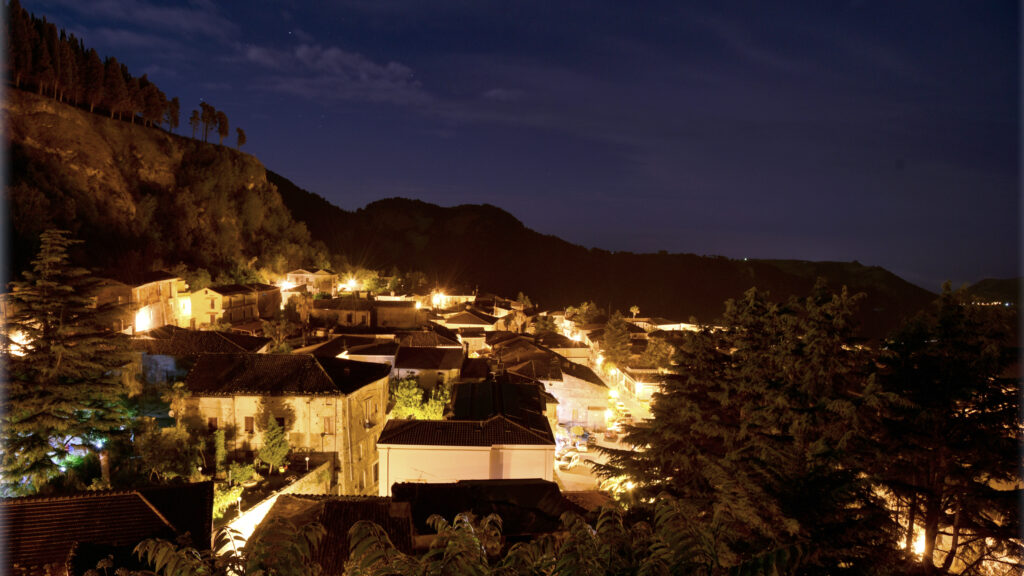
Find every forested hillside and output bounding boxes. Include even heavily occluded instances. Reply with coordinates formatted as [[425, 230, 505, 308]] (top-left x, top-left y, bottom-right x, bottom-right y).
[[6, 89, 325, 284], [269, 171, 936, 337]]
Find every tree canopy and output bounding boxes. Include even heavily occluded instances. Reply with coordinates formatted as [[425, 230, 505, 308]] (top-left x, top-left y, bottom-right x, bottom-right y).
[[598, 284, 898, 572], [389, 377, 450, 420], [1, 230, 132, 495]]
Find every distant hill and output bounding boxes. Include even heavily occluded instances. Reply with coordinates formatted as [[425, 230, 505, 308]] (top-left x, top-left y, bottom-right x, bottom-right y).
[[268, 172, 937, 338], [966, 278, 1020, 305]]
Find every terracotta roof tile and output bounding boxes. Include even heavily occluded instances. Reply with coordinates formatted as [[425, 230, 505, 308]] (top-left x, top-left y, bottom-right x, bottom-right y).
[[394, 347, 464, 370], [378, 415, 554, 447], [185, 354, 390, 396], [2, 490, 177, 574]]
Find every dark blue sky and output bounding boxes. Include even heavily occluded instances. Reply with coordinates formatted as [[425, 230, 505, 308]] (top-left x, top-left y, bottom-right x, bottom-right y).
[[30, 0, 1019, 290]]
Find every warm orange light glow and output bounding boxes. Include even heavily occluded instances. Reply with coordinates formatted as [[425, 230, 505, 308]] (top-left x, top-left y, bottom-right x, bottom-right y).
[[135, 308, 152, 332], [8, 330, 29, 356], [279, 280, 296, 291], [431, 292, 446, 308]]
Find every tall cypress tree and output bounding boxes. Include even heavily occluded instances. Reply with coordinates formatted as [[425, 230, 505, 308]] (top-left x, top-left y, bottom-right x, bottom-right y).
[[1, 230, 132, 495], [82, 48, 104, 113]]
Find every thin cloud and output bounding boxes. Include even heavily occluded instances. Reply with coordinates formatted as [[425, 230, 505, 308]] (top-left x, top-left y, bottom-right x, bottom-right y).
[[34, 0, 238, 40], [243, 43, 428, 105]]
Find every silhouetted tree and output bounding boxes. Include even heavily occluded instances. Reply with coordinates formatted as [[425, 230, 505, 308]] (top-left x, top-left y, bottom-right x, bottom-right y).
[[189, 109, 200, 138], [876, 285, 1021, 572], [236, 127, 246, 150], [82, 48, 104, 113], [216, 110, 228, 145], [599, 284, 898, 571], [102, 57, 127, 119], [7, 0, 33, 88], [166, 96, 180, 132], [199, 101, 214, 142]]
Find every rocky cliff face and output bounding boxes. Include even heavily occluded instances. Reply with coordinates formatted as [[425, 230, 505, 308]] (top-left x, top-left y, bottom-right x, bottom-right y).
[[5, 89, 318, 280]]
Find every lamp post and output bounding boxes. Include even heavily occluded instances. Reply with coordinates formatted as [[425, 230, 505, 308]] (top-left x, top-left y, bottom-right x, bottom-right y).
[[236, 496, 242, 515], [305, 456, 310, 471]]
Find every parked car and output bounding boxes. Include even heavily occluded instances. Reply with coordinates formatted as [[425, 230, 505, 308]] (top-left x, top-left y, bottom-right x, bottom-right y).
[[557, 451, 580, 471]]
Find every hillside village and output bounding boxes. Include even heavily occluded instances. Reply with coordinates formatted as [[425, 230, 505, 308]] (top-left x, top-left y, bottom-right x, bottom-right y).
[[2, 260, 701, 573], [2, 3, 1019, 573]]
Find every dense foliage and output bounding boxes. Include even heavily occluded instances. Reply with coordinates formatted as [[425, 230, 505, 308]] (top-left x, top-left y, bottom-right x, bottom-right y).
[[6, 0, 237, 137], [1, 230, 133, 495], [874, 285, 1021, 573], [389, 377, 451, 420]]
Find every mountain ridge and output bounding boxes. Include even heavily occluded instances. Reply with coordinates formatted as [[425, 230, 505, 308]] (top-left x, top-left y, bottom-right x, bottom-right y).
[[5, 87, 938, 337]]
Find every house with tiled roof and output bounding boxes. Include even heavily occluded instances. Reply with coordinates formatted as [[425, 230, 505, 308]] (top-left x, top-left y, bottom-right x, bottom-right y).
[[374, 300, 426, 329], [376, 375, 557, 496], [1, 483, 212, 576], [442, 309, 500, 331], [250, 495, 414, 575], [189, 284, 258, 328], [396, 329, 461, 349], [295, 335, 400, 366], [92, 270, 189, 334], [393, 346, 465, 390], [376, 415, 556, 496], [286, 269, 339, 297], [490, 337, 608, 431], [131, 326, 271, 393], [183, 354, 391, 495], [312, 297, 373, 327]]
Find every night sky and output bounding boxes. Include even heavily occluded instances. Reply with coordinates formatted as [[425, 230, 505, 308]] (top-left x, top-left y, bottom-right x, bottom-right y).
[[29, 0, 1019, 290]]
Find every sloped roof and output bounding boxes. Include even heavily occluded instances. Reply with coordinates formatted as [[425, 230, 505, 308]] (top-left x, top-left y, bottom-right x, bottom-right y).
[[252, 495, 413, 576], [450, 378, 553, 441], [378, 415, 554, 447], [460, 357, 491, 380], [396, 331, 460, 348], [394, 347, 464, 370], [445, 310, 498, 326], [102, 269, 180, 287], [185, 354, 391, 396], [534, 333, 588, 349], [314, 298, 374, 310], [207, 284, 252, 296], [136, 482, 214, 550], [245, 282, 279, 293], [133, 327, 270, 356], [286, 269, 314, 275], [296, 335, 379, 357], [2, 490, 177, 574], [391, 479, 584, 537]]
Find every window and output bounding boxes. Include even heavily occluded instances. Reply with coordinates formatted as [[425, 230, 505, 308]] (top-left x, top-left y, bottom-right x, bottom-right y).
[[208, 417, 218, 431], [323, 417, 334, 435], [346, 313, 353, 323], [244, 416, 254, 434], [364, 398, 374, 420], [436, 372, 445, 385], [373, 462, 379, 483], [276, 417, 286, 429], [356, 443, 363, 461]]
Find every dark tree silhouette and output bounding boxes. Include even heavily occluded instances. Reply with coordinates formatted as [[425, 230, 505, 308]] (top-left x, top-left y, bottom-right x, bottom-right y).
[[236, 127, 246, 150], [216, 110, 228, 145], [102, 57, 127, 119], [82, 48, 104, 113], [166, 96, 180, 132], [189, 109, 200, 139]]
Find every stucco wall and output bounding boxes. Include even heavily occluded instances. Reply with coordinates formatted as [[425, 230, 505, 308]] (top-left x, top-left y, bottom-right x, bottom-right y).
[[377, 444, 555, 496]]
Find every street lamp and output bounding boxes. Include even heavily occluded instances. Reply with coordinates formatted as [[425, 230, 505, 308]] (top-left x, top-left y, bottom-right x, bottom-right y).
[[305, 456, 310, 471]]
